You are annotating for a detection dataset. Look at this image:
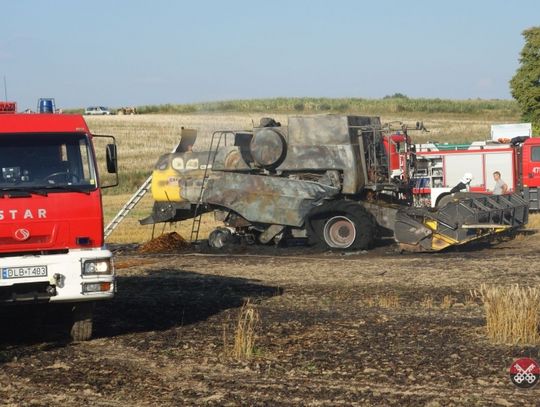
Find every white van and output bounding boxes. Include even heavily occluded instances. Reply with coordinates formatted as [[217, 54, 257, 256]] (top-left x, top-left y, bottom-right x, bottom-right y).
[[84, 106, 111, 115]]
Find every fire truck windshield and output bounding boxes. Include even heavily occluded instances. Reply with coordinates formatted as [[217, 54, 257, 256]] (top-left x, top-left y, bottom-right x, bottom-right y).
[[0, 133, 97, 191]]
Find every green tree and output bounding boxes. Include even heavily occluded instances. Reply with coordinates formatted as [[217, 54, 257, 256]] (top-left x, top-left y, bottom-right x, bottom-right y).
[[510, 27, 540, 128], [383, 93, 409, 99]]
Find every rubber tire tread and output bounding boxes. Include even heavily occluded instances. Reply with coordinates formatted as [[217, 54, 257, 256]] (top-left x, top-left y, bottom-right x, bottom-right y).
[[306, 201, 375, 250], [70, 302, 94, 342]]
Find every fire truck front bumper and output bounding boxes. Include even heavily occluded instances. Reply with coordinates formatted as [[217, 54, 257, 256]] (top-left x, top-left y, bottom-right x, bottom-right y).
[[0, 248, 115, 303]]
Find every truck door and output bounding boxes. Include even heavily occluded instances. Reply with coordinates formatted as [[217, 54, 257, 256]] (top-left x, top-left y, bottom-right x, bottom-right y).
[[521, 140, 540, 188], [520, 139, 540, 210]]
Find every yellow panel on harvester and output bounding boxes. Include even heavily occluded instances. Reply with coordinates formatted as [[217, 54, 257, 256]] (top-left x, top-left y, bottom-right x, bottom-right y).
[[151, 167, 182, 202]]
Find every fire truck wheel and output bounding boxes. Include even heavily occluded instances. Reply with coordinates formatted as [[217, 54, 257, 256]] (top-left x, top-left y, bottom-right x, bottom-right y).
[[70, 302, 94, 342], [307, 201, 375, 250]]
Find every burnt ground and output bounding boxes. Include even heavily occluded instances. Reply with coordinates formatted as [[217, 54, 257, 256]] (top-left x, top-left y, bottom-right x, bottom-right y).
[[1, 236, 540, 406]]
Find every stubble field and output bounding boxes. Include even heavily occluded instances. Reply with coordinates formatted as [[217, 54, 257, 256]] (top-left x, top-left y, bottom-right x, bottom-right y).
[[1, 112, 539, 406]]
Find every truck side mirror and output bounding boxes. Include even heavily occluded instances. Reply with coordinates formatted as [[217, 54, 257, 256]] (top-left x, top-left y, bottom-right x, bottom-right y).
[[106, 144, 118, 173], [93, 134, 118, 189]]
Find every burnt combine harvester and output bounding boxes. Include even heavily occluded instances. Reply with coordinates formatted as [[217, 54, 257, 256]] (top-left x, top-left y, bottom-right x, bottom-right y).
[[141, 115, 528, 251]]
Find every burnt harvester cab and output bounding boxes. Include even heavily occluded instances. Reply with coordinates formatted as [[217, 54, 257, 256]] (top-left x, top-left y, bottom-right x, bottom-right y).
[[142, 115, 528, 252]]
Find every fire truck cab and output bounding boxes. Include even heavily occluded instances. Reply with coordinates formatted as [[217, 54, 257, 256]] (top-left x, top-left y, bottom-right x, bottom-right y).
[[519, 138, 540, 208], [0, 113, 117, 341]]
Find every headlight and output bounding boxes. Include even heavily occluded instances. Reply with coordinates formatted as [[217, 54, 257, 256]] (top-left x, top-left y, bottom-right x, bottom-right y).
[[171, 157, 184, 170], [83, 282, 112, 293], [83, 259, 112, 275]]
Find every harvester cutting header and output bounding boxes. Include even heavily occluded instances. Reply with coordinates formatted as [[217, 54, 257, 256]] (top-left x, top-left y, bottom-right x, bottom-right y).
[[141, 115, 528, 252]]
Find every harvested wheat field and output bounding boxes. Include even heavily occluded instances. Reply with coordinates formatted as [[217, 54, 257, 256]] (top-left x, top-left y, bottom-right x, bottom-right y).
[[1, 113, 539, 406]]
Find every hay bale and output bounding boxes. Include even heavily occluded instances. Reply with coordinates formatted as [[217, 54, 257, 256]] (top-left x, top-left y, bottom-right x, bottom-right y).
[[137, 232, 190, 254]]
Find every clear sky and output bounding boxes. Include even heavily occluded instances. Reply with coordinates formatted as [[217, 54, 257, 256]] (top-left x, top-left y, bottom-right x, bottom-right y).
[[1, 0, 539, 110]]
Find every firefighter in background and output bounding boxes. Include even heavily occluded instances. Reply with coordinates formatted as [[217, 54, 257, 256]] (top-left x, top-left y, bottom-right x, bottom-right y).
[[492, 171, 508, 195], [435, 172, 473, 207], [450, 173, 473, 193], [435, 173, 473, 207]]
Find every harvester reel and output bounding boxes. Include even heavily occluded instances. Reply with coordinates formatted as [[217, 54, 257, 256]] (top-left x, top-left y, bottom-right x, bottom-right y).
[[434, 192, 455, 208]]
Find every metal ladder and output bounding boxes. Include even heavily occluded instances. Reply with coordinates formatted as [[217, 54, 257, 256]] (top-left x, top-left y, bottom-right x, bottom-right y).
[[104, 136, 188, 239], [189, 131, 229, 243], [104, 175, 152, 239]]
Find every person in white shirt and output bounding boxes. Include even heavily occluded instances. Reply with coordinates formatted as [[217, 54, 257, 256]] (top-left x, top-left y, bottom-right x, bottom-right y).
[[492, 171, 508, 195]]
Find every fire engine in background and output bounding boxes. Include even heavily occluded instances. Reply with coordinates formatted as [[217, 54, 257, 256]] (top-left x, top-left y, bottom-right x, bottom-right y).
[[403, 123, 540, 210], [0, 113, 118, 341]]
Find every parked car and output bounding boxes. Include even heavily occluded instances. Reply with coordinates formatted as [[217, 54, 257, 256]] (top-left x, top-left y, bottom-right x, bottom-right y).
[[84, 106, 112, 115]]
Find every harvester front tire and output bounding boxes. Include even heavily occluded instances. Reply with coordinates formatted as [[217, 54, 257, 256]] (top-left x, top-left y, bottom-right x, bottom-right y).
[[307, 201, 374, 250]]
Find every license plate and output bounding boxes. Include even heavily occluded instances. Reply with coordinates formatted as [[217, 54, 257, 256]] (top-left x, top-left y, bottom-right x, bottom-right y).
[[2, 266, 48, 279]]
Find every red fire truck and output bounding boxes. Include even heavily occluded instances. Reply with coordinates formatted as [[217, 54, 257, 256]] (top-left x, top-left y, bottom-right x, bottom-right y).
[[384, 130, 540, 210], [410, 138, 540, 210], [0, 113, 118, 341]]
